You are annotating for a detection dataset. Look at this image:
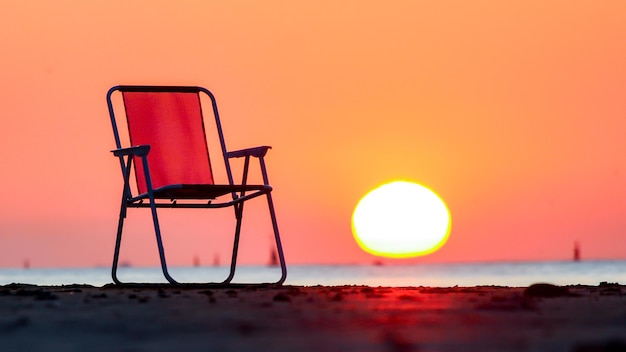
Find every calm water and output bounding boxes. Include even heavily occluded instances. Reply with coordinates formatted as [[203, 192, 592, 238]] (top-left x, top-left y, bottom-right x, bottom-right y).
[[1, 261, 625, 287]]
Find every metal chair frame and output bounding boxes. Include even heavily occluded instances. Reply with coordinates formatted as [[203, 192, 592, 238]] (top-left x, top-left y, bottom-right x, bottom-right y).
[[106, 85, 287, 286]]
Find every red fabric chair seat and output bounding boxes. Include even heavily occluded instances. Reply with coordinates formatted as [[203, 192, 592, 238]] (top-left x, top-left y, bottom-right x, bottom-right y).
[[146, 184, 271, 200]]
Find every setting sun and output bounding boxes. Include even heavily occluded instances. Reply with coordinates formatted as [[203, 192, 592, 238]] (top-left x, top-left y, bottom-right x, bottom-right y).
[[352, 181, 451, 258]]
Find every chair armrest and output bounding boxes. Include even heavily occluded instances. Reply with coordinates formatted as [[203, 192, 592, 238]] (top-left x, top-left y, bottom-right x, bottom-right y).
[[227, 146, 271, 159], [112, 145, 151, 157]]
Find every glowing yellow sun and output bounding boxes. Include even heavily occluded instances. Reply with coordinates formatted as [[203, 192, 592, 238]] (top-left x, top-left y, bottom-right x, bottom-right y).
[[352, 181, 451, 258]]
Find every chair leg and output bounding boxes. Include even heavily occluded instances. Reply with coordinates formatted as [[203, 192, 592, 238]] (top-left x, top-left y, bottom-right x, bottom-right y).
[[111, 201, 127, 285], [148, 201, 179, 284], [112, 201, 179, 285], [223, 204, 244, 284], [266, 192, 287, 285], [258, 157, 287, 285]]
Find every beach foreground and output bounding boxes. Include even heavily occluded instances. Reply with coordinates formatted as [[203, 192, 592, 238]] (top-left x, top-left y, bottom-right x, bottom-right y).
[[1, 283, 625, 352]]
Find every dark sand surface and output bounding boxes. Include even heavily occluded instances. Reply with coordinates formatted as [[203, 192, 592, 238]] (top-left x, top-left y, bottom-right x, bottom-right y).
[[1, 283, 625, 352]]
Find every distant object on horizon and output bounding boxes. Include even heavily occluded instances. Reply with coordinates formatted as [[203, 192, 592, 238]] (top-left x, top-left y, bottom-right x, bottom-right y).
[[23, 259, 30, 269], [269, 249, 279, 267], [574, 241, 581, 262], [193, 255, 200, 267]]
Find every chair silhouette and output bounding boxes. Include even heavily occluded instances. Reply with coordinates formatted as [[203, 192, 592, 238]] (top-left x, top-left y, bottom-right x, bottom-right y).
[[106, 85, 287, 285]]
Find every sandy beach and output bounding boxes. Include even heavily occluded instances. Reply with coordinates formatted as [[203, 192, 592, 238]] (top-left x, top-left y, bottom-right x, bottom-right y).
[[1, 283, 625, 352]]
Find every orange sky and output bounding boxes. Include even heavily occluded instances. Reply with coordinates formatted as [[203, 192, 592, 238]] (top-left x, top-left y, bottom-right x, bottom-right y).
[[1, 1, 625, 268]]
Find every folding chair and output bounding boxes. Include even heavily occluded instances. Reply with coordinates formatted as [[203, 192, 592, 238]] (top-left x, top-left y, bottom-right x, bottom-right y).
[[106, 85, 287, 285]]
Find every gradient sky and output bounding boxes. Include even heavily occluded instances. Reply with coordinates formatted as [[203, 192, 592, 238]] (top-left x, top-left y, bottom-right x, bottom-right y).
[[1, 1, 625, 268]]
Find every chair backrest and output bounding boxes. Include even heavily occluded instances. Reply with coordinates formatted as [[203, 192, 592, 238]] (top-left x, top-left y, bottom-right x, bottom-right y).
[[107, 86, 232, 194]]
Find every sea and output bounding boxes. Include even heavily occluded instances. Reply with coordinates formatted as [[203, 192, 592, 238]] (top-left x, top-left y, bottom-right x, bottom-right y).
[[1, 260, 625, 287]]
